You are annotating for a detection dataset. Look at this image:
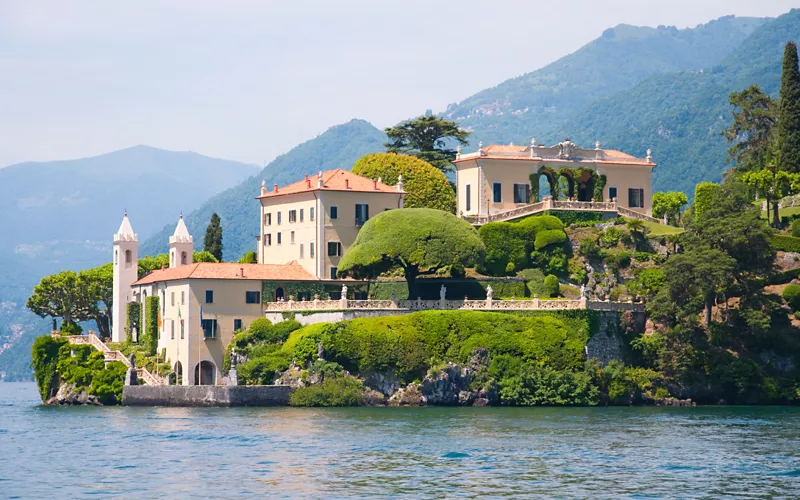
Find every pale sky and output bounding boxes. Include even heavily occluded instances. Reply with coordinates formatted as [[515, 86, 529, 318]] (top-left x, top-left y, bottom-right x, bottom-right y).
[[1, 0, 797, 167]]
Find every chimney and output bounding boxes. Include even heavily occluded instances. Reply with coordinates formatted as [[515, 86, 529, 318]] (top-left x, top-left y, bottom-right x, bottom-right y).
[[373, 179, 378, 190], [161, 263, 165, 270], [240, 267, 244, 278], [306, 178, 312, 188], [345, 179, 350, 189], [260, 180, 267, 196], [397, 174, 404, 192], [273, 183, 279, 193], [317, 171, 324, 188]]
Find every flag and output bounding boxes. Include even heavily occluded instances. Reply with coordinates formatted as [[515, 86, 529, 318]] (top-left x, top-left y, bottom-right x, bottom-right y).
[[157, 309, 162, 328], [178, 307, 182, 320]]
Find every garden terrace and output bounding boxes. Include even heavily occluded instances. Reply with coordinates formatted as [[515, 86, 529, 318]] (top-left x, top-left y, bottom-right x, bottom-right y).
[[462, 199, 662, 226]]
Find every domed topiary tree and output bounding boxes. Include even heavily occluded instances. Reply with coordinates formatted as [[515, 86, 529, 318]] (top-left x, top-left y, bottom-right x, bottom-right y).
[[338, 208, 485, 297], [352, 152, 456, 213]]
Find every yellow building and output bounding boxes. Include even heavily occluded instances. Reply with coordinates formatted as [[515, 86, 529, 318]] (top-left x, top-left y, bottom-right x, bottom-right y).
[[454, 139, 655, 218], [256, 169, 405, 280]]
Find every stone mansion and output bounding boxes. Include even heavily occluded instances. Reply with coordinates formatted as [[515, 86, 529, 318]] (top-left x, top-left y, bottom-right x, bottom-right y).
[[111, 139, 654, 386]]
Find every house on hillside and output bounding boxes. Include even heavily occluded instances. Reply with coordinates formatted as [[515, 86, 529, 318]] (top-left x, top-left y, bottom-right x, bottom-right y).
[[454, 139, 655, 220]]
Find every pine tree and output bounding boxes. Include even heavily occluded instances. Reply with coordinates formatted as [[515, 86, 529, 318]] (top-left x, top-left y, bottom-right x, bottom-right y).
[[778, 42, 800, 173], [203, 213, 223, 262]]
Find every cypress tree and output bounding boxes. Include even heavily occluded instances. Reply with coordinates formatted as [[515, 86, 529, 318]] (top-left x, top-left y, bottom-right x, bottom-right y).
[[778, 42, 800, 173], [203, 213, 223, 262]]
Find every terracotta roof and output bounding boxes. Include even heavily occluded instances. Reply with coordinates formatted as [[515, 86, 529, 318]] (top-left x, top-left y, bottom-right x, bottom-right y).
[[601, 149, 637, 160], [132, 262, 315, 286], [257, 169, 404, 199]]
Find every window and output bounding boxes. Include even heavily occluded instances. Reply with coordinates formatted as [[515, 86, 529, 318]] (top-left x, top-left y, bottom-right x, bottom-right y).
[[171, 292, 175, 306], [609, 186, 618, 201], [181, 291, 185, 305], [290, 231, 295, 244], [310, 242, 315, 258], [246, 291, 261, 304], [355, 204, 369, 226], [181, 251, 188, 265], [628, 188, 645, 208], [277, 212, 282, 225], [289, 210, 297, 223], [513, 184, 531, 204], [125, 249, 132, 265], [171, 320, 175, 340], [277, 232, 282, 245], [201, 319, 218, 339], [234, 319, 242, 332], [300, 209, 304, 222], [264, 213, 271, 226], [329, 206, 338, 220], [330, 267, 338, 279], [328, 241, 342, 257], [300, 244, 304, 259], [310, 207, 315, 221], [205, 290, 214, 304], [493, 183, 502, 203], [180, 320, 184, 339], [466, 184, 472, 211], [265, 233, 271, 246]]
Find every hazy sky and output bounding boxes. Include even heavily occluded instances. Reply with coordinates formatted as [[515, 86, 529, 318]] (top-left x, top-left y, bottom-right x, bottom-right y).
[[1, 1, 797, 167]]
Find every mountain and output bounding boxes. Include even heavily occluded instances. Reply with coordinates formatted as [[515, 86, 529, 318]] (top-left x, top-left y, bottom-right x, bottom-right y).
[[548, 8, 800, 195], [444, 15, 768, 147], [140, 119, 386, 261], [0, 146, 257, 380]]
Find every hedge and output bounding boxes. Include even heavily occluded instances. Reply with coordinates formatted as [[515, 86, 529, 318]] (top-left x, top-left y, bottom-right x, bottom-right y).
[[368, 279, 527, 300], [478, 215, 565, 275], [783, 284, 800, 310], [773, 235, 800, 253], [542, 210, 604, 225], [126, 302, 141, 343], [694, 182, 720, 221], [144, 296, 159, 356], [534, 229, 567, 250]]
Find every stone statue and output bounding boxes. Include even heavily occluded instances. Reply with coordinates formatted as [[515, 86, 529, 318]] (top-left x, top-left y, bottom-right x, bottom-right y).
[[558, 138, 576, 159], [317, 342, 325, 360], [440, 285, 447, 301], [124, 353, 138, 386], [230, 348, 238, 368], [486, 285, 493, 300], [341, 284, 348, 299], [580, 284, 586, 297], [129, 352, 136, 369]]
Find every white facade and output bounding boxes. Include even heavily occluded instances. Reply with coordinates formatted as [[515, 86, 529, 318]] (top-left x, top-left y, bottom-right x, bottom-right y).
[[111, 214, 139, 343]]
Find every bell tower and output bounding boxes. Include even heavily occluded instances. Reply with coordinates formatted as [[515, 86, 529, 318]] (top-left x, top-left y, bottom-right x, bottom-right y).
[[112, 213, 138, 342], [169, 215, 194, 268]]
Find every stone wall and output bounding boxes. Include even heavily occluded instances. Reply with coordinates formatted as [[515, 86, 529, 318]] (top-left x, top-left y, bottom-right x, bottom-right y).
[[267, 309, 412, 326], [122, 385, 293, 407], [585, 311, 646, 365]]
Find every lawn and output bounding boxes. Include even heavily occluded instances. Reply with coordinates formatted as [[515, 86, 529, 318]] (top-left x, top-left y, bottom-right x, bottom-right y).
[[624, 218, 684, 236]]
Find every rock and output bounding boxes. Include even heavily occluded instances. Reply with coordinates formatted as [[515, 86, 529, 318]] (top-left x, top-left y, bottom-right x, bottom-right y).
[[472, 398, 489, 407], [422, 363, 471, 405], [656, 397, 694, 407], [388, 383, 426, 406], [274, 364, 305, 388], [362, 370, 402, 396], [458, 390, 475, 405], [363, 388, 387, 406], [45, 382, 101, 406], [469, 348, 489, 371]]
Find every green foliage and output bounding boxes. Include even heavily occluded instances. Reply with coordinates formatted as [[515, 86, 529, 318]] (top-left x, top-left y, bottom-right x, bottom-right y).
[[352, 152, 456, 212], [477, 215, 564, 276], [578, 238, 601, 259], [193, 250, 219, 263], [338, 208, 486, 297], [773, 235, 800, 253], [144, 296, 159, 356], [693, 182, 720, 221], [723, 85, 777, 168], [616, 251, 631, 269], [495, 362, 598, 406], [530, 246, 568, 276], [238, 350, 291, 385], [544, 275, 559, 298], [126, 302, 141, 343], [591, 361, 662, 404], [593, 174, 607, 202], [778, 42, 800, 175], [782, 284, 800, 311], [598, 226, 622, 248], [203, 212, 223, 261], [383, 115, 470, 174], [627, 268, 666, 299], [30, 335, 67, 401], [652, 191, 689, 224], [138, 254, 170, 277], [90, 361, 126, 405], [792, 220, 800, 238], [238, 251, 257, 264], [289, 377, 365, 407], [534, 229, 567, 251], [543, 210, 603, 225], [368, 279, 526, 301]]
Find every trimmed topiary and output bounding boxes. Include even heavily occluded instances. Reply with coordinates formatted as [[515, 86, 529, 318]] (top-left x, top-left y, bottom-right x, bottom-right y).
[[783, 284, 800, 310], [792, 220, 800, 238], [544, 274, 560, 298], [534, 229, 567, 251]]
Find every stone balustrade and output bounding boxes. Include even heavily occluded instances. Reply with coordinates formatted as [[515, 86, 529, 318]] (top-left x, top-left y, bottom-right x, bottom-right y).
[[265, 296, 645, 313], [462, 198, 662, 226]]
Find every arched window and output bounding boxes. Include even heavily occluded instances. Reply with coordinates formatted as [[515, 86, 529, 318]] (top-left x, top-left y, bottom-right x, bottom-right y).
[[194, 361, 216, 385], [181, 251, 187, 265], [115, 249, 119, 264], [125, 249, 132, 264]]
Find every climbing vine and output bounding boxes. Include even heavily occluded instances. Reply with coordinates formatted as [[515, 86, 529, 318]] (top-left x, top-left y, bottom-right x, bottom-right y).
[[594, 174, 608, 202], [529, 173, 540, 203], [31, 335, 67, 401], [144, 296, 159, 356], [126, 302, 141, 344], [558, 168, 576, 199], [539, 166, 560, 200]]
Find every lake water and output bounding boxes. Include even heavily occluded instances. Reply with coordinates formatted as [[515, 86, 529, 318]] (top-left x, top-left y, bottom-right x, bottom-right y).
[[2, 383, 800, 498]]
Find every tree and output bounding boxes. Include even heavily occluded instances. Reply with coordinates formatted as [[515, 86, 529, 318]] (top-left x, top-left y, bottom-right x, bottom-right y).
[[27, 271, 94, 330], [79, 263, 113, 339], [193, 250, 219, 263], [204, 212, 223, 261], [138, 253, 170, 277], [352, 152, 456, 212], [238, 251, 258, 264], [778, 42, 800, 174], [741, 162, 793, 227], [652, 191, 689, 225], [384, 115, 470, 174], [723, 85, 777, 170], [337, 208, 486, 297]]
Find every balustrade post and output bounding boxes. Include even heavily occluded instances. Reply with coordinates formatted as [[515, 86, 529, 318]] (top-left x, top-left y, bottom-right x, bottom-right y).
[[533, 294, 540, 309], [313, 294, 320, 310], [580, 295, 588, 309]]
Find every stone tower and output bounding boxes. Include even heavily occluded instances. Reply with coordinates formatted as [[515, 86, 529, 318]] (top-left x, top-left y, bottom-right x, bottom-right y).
[[169, 215, 194, 268], [112, 213, 138, 343]]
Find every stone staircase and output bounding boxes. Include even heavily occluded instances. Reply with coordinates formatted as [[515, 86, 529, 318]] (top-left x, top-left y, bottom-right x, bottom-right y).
[[54, 332, 164, 386], [462, 199, 663, 225]]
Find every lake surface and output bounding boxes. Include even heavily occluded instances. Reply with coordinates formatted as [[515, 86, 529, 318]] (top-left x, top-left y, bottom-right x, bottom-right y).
[[2, 383, 800, 498]]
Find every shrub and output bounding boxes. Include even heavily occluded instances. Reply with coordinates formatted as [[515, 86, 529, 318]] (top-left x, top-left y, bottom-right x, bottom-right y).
[[90, 361, 127, 404], [534, 229, 567, 250], [543, 210, 603, 225], [693, 182, 720, 221], [238, 350, 292, 385], [238, 251, 258, 264], [248, 318, 273, 338], [544, 275, 560, 297], [530, 246, 568, 276], [578, 238, 601, 259], [791, 220, 800, 238], [783, 284, 800, 310], [61, 322, 83, 336], [495, 362, 598, 406], [31, 335, 67, 401], [289, 377, 365, 407], [616, 251, 631, 269], [449, 262, 466, 279], [598, 226, 622, 248], [773, 235, 800, 253]]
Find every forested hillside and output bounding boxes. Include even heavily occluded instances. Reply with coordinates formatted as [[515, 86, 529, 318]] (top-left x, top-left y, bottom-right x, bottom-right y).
[[141, 119, 386, 260], [549, 9, 800, 195], [444, 16, 767, 146]]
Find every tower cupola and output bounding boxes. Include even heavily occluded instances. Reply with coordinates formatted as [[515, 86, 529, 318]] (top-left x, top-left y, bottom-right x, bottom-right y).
[[169, 215, 194, 268]]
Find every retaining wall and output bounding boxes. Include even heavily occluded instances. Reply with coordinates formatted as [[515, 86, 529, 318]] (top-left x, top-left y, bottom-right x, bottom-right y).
[[122, 385, 293, 407]]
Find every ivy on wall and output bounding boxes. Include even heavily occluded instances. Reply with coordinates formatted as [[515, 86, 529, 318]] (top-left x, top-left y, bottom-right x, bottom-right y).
[[144, 296, 159, 356], [126, 302, 142, 344], [594, 174, 607, 202]]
